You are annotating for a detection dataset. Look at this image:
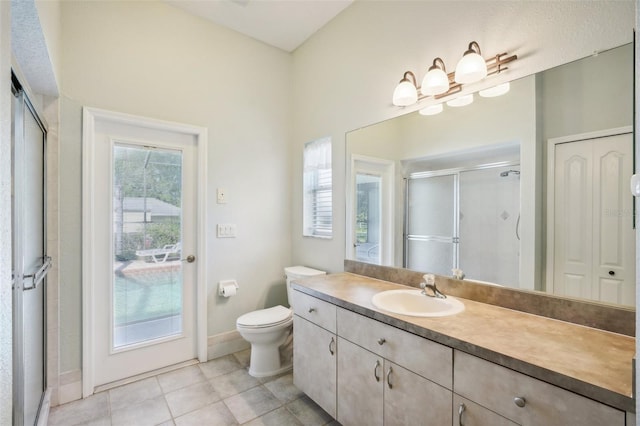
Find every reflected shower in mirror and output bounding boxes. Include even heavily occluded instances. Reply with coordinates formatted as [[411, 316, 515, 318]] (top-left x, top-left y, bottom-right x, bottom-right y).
[[345, 43, 635, 307]]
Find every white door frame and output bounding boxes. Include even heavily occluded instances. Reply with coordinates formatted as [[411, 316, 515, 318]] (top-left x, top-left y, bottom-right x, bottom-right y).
[[545, 125, 632, 295], [346, 154, 395, 266], [82, 107, 208, 397]]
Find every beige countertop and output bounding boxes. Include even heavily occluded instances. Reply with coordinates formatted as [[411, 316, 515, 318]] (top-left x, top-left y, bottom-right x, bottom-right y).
[[292, 272, 635, 412]]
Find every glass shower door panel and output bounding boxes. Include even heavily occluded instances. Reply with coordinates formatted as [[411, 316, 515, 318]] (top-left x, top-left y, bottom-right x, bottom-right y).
[[24, 107, 45, 426], [406, 240, 455, 277], [407, 175, 456, 237], [459, 167, 520, 286]]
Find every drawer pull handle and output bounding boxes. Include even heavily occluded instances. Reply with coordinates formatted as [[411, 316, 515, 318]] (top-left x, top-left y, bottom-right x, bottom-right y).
[[386, 366, 393, 389], [377, 338, 386, 345], [458, 403, 466, 426], [374, 360, 381, 382], [329, 337, 335, 356], [514, 397, 526, 408], [308, 308, 316, 313]]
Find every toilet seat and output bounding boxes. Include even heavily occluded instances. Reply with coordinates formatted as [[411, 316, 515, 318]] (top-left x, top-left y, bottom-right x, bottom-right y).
[[236, 305, 292, 329]]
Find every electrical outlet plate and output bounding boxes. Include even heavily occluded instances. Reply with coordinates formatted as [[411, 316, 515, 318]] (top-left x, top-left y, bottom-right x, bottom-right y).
[[217, 188, 227, 204]]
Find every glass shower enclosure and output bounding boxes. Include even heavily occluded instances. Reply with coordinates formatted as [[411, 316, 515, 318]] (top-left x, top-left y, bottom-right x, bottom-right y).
[[12, 74, 49, 425], [405, 163, 521, 286]]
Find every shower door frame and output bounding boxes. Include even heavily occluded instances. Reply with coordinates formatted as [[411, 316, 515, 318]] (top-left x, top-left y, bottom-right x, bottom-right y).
[[12, 73, 49, 426], [404, 160, 520, 274]]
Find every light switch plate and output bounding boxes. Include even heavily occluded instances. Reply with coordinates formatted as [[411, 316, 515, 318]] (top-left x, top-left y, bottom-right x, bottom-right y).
[[217, 223, 236, 238]]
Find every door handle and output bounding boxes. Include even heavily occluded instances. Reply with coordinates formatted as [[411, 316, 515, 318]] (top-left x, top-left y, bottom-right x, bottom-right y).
[[23, 256, 52, 291], [182, 255, 195, 263]]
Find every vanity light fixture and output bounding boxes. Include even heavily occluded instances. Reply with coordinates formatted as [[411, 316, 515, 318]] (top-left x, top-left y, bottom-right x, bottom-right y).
[[391, 44, 516, 107], [446, 94, 474, 107], [454, 41, 488, 84], [418, 103, 444, 116], [479, 82, 511, 98], [421, 58, 450, 96], [392, 71, 419, 106]]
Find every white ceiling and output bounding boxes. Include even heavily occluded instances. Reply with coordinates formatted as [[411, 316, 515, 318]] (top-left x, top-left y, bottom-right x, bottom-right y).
[[166, 0, 354, 52]]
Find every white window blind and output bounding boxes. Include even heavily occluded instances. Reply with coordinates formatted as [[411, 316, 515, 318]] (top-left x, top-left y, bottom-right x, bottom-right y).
[[303, 137, 332, 238]]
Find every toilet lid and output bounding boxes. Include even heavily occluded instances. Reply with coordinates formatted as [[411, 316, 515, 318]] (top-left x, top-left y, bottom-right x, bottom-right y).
[[236, 305, 292, 328]]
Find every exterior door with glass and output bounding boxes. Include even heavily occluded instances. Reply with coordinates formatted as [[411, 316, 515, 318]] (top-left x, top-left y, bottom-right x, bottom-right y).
[[84, 109, 205, 393], [348, 157, 394, 266]]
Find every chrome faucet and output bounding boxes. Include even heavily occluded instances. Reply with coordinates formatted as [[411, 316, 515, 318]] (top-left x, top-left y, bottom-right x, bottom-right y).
[[420, 274, 446, 299]]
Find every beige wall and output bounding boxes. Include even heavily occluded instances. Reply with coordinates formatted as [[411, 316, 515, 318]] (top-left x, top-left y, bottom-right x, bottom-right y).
[[59, 1, 293, 374], [35, 0, 61, 89], [290, 0, 635, 275]]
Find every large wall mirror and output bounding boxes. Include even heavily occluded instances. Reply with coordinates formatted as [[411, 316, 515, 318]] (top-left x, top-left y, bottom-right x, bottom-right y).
[[346, 43, 635, 308]]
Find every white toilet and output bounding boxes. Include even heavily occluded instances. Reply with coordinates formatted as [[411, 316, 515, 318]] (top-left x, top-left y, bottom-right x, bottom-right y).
[[236, 266, 326, 377]]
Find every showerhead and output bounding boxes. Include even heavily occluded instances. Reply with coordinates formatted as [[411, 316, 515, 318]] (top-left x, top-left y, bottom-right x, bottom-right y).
[[500, 170, 520, 177]]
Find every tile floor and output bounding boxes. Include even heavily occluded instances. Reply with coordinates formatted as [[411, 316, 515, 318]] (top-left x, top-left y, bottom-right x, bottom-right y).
[[48, 349, 339, 426]]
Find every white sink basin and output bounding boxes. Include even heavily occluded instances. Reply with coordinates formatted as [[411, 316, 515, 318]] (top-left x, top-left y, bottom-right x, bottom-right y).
[[371, 289, 465, 317]]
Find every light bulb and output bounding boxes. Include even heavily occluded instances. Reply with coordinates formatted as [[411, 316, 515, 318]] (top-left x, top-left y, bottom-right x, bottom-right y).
[[421, 58, 450, 96], [479, 82, 510, 98], [418, 104, 443, 116], [446, 94, 474, 107], [455, 42, 487, 84], [392, 80, 418, 106]]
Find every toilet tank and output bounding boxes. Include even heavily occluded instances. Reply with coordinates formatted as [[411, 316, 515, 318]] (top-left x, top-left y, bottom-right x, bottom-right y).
[[284, 266, 326, 308]]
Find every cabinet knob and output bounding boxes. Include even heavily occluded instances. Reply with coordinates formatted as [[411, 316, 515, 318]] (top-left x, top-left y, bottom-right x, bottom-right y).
[[609, 270, 615, 276], [377, 338, 386, 345], [514, 397, 526, 408], [308, 308, 316, 313]]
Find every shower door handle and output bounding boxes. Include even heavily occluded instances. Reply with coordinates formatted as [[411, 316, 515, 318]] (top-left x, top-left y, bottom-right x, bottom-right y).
[[23, 256, 52, 291]]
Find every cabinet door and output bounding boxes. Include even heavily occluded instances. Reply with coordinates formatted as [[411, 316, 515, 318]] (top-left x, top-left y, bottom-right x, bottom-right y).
[[453, 394, 519, 426], [337, 338, 383, 426], [293, 315, 337, 417], [384, 361, 453, 426]]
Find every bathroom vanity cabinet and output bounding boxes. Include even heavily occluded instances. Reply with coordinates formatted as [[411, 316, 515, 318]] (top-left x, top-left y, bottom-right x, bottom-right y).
[[293, 289, 452, 426], [291, 291, 337, 417], [291, 276, 632, 426]]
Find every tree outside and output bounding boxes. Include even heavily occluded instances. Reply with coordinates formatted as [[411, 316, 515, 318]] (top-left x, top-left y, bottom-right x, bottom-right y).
[[113, 144, 182, 261]]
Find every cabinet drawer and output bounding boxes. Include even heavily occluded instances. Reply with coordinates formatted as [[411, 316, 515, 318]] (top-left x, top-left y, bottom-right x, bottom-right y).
[[337, 307, 452, 389], [454, 350, 624, 426], [292, 290, 336, 333]]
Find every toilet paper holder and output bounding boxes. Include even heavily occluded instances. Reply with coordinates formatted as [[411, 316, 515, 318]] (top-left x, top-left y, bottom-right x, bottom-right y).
[[218, 280, 239, 297]]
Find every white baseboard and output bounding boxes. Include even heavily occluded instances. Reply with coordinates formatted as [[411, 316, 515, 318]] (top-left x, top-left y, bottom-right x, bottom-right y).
[[207, 330, 249, 360], [57, 370, 82, 405]]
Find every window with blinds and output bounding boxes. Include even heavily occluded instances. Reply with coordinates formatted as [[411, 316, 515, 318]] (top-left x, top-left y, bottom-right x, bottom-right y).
[[303, 137, 332, 238]]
